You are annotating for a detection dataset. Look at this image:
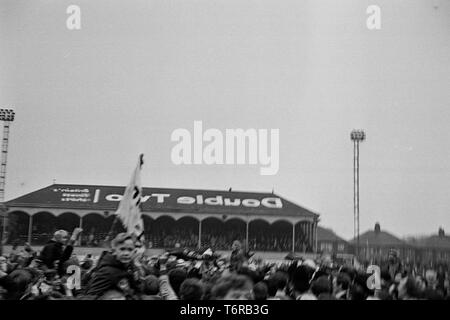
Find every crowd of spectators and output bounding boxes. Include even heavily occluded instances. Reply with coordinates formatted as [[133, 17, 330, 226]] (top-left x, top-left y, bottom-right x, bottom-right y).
[[1, 228, 449, 301], [10, 224, 313, 252], [77, 231, 311, 252]]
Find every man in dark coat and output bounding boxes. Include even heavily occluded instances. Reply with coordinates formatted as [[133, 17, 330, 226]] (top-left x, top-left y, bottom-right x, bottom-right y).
[[39, 227, 82, 276], [230, 240, 247, 272], [84, 233, 138, 299], [381, 249, 403, 281]]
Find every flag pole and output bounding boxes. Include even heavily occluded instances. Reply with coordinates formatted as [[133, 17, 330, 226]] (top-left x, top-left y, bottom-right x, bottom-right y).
[[103, 215, 119, 248]]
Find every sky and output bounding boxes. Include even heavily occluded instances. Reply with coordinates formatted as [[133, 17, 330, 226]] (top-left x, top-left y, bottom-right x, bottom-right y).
[[0, 0, 449, 240]]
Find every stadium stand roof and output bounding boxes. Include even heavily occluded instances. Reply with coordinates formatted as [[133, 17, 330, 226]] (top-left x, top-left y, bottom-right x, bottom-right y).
[[5, 184, 320, 219]]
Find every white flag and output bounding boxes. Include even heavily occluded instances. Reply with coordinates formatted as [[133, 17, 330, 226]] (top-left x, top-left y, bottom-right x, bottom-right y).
[[353, 256, 362, 271], [115, 154, 145, 238]]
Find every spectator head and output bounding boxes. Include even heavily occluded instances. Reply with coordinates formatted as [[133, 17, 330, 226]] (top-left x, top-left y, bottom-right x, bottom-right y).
[[8, 269, 34, 300], [24, 242, 33, 252], [425, 270, 437, 288], [339, 267, 356, 282], [26, 258, 40, 270], [0, 275, 14, 300], [168, 268, 188, 297], [303, 259, 317, 270], [394, 272, 403, 284], [253, 281, 268, 301], [53, 230, 69, 244], [291, 265, 314, 295], [377, 289, 393, 300], [62, 256, 80, 272], [111, 233, 135, 265], [388, 249, 398, 262], [202, 282, 214, 301], [76, 294, 96, 300], [44, 269, 58, 282], [415, 275, 426, 292], [232, 240, 242, 251], [348, 272, 370, 300], [398, 276, 420, 300], [266, 271, 288, 297], [211, 275, 254, 300], [237, 266, 263, 284], [81, 260, 93, 270], [203, 248, 213, 259], [318, 293, 336, 300], [99, 290, 126, 300], [179, 278, 204, 300], [142, 275, 159, 296], [349, 282, 367, 301], [333, 273, 351, 293], [311, 276, 331, 297]]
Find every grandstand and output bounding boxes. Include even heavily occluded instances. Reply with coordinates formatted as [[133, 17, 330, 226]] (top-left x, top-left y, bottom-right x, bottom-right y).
[[4, 184, 320, 253]]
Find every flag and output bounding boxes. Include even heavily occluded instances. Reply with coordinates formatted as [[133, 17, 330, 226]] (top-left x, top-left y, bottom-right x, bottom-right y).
[[353, 256, 362, 270], [115, 154, 145, 238]]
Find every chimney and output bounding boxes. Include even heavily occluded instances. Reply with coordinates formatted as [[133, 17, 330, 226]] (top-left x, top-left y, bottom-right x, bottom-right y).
[[438, 227, 445, 237], [374, 222, 381, 234]]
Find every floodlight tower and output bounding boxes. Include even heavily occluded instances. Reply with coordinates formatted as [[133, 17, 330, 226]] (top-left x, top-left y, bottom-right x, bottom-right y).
[[0, 108, 15, 246], [350, 129, 365, 258]]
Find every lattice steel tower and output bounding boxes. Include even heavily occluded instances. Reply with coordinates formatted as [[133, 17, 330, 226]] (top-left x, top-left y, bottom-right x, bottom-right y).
[[350, 129, 365, 258], [0, 108, 15, 245]]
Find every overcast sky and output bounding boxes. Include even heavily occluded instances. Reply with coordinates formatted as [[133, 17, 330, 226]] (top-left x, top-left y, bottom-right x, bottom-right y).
[[0, 0, 449, 240]]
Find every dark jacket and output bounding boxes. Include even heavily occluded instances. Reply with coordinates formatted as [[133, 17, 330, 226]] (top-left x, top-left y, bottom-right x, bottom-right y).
[[381, 260, 403, 281], [39, 240, 73, 275], [230, 249, 246, 271], [84, 253, 137, 299]]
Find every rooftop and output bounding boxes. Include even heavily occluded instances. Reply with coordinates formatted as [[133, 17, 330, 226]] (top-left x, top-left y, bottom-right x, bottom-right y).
[[405, 228, 450, 249], [5, 183, 320, 219], [349, 223, 406, 246], [317, 226, 348, 242]]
